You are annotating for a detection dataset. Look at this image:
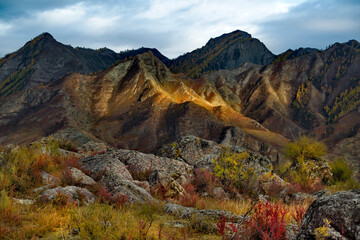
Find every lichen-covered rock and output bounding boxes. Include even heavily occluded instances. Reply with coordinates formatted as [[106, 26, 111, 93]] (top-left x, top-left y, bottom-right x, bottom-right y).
[[63, 167, 96, 186], [297, 189, 360, 240], [157, 136, 273, 174], [39, 186, 95, 204], [164, 178, 185, 198], [157, 136, 220, 166], [80, 151, 133, 181]]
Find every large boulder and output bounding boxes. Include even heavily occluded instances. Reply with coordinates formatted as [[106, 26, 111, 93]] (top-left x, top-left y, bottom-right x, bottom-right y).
[[100, 170, 155, 203], [297, 189, 360, 240], [80, 151, 133, 181], [111, 149, 193, 187]]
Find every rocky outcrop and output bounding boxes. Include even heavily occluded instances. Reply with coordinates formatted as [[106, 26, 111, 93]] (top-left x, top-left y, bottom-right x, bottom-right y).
[[38, 186, 95, 204], [111, 149, 193, 187], [157, 136, 272, 174], [297, 189, 360, 240], [79, 149, 193, 202], [80, 151, 133, 181]]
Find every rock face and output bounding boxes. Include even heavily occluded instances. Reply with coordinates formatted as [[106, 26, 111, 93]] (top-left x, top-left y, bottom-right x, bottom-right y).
[[297, 189, 360, 240], [168, 30, 275, 78], [100, 172, 154, 203], [79, 149, 193, 202]]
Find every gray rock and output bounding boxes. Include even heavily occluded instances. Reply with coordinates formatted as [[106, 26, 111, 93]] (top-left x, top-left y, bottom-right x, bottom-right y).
[[40, 171, 59, 186], [212, 187, 228, 199], [311, 189, 331, 199], [63, 167, 96, 186], [39, 186, 95, 204], [80, 151, 133, 181], [112, 149, 193, 187], [100, 170, 155, 203], [13, 198, 35, 205], [165, 203, 243, 222], [133, 180, 150, 193], [297, 189, 360, 240]]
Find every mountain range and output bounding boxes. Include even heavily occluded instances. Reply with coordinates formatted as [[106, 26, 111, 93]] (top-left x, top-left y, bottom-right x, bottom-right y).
[[0, 30, 359, 163]]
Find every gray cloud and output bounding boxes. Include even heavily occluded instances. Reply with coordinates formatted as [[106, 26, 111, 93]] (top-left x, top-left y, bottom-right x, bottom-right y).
[[0, 0, 359, 59]]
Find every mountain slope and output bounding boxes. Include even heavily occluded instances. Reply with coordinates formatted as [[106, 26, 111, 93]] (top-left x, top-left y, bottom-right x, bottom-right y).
[[168, 30, 275, 78], [0, 52, 286, 159], [198, 40, 360, 150], [0, 33, 121, 97]]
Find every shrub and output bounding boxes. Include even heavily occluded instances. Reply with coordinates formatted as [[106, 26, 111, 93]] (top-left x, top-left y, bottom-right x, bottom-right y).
[[285, 136, 327, 164], [284, 137, 332, 190], [330, 158, 353, 183], [290, 205, 307, 231], [179, 183, 199, 208], [213, 147, 255, 193], [193, 168, 219, 194], [243, 201, 289, 240]]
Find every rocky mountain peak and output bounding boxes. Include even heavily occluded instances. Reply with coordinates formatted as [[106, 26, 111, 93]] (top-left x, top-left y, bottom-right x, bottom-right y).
[[168, 29, 275, 78]]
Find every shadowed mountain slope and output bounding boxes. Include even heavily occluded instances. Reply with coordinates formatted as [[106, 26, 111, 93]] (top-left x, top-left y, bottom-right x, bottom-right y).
[[0, 33, 168, 98]]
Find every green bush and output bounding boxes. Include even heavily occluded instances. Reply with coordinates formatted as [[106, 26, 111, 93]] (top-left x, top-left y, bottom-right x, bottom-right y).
[[285, 136, 327, 164], [330, 158, 353, 183]]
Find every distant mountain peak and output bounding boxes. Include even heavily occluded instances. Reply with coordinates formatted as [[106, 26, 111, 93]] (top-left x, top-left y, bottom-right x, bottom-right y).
[[168, 29, 274, 77]]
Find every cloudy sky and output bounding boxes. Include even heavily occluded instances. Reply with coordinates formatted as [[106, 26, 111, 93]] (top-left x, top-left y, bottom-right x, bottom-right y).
[[0, 0, 359, 59]]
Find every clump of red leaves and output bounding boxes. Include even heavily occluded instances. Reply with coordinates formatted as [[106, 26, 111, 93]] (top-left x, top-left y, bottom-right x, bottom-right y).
[[291, 205, 307, 231], [179, 183, 199, 208], [243, 201, 289, 240], [193, 168, 219, 194]]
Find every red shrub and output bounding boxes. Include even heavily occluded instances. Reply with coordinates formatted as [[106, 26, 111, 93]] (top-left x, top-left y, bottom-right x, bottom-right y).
[[243, 202, 289, 240], [151, 183, 168, 200], [179, 183, 199, 208], [217, 214, 227, 236], [0, 226, 10, 239], [112, 193, 130, 208], [291, 205, 307, 231], [288, 182, 324, 195], [193, 168, 219, 194], [64, 156, 80, 169], [98, 186, 112, 203]]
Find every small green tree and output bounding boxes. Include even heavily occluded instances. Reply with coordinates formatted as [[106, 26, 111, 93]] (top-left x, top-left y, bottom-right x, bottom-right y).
[[213, 147, 250, 187], [285, 136, 327, 165], [284, 136, 331, 190]]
